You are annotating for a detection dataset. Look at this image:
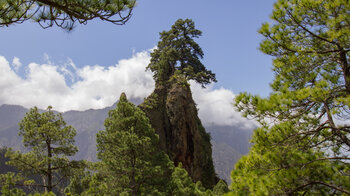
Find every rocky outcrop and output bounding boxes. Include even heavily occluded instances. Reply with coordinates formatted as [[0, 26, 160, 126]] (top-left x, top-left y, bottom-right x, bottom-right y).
[[140, 77, 218, 188]]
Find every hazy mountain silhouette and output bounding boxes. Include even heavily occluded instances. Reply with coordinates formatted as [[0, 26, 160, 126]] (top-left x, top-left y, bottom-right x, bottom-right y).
[[0, 103, 253, 183]]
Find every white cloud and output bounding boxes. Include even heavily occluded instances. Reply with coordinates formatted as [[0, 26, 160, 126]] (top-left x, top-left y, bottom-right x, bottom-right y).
[[0, 51, 154, 111], [11, 57, 22, 72], [0, 50, 255, 128], [59, 58, 78, 83], [190, 82, 256, 129]]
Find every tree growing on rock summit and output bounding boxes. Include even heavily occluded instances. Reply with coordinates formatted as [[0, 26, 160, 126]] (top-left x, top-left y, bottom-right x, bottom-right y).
[[147, 18, 216, 87]]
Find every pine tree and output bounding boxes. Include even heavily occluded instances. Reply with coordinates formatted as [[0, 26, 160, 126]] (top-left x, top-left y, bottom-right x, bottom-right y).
[[231, 0, 350, 194], [90, 93, 172, 195], [1, 106, 84, 194], [167, 163, 228, 196], [147, 18, 216, 87], [0, 0, 135, 30]]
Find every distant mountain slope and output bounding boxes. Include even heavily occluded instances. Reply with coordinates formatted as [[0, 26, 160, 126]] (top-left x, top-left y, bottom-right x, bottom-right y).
[[206, 125, 253, 183], [206, 125, 253, 155], [0, 104, 28, 150], [63, 107, 110, 161], [212, 141, 242, 184], [0, 104, 253, 183]]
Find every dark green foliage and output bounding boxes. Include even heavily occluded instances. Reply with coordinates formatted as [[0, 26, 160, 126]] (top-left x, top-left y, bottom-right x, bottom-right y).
[[167, 164, 228, 196], [0, 106, 85, 194], [196, 121, 218, 189], [147, 19, 216, 87], [229, 123, 350, 195], [167, 163, 205, 196], [0, 0, 136, 30], [90, 93, 173, 195], [0, 147, 16, 174], [0, 172, 27, 196], [231, 0, 350, 195], [212, 180, 228, 195], [64, 163, 93, 196]]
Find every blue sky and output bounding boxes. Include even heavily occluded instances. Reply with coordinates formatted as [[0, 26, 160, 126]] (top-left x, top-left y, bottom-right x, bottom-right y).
[[0, 0, 276, 94], [0, 0, 277, 127]]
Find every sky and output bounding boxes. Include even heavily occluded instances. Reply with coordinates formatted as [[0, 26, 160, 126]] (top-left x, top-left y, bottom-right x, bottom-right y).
[[0, 0, 277, 128]]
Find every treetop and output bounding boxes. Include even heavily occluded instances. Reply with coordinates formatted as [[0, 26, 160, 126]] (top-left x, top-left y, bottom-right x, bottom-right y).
[[147, 18, 216, 87]]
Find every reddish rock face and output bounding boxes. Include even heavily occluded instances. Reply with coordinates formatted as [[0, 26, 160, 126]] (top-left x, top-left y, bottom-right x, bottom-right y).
[[140, 78, 218, 189]]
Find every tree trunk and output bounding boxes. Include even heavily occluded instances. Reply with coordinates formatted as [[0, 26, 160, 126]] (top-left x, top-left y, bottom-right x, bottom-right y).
[[47, 139, 53, 193]]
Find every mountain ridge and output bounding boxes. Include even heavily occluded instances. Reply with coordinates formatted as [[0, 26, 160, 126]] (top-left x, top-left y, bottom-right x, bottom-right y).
[[0, 103, 254, 183]]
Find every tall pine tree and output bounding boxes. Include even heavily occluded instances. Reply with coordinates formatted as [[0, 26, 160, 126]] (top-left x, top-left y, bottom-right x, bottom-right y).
[[90, 93, 172, 195], [147, 18, 216, 87], [1, 106, 84, 194]]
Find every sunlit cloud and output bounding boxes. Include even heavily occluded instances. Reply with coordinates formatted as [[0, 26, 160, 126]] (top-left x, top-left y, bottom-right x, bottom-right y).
[[0, 50, 255, 127], [11, 57, 22, 72]]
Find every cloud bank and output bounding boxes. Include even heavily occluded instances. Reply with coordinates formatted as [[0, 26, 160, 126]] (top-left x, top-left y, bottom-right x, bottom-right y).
[[0, 50, 254, 128], [190, 82, 255, 128]]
